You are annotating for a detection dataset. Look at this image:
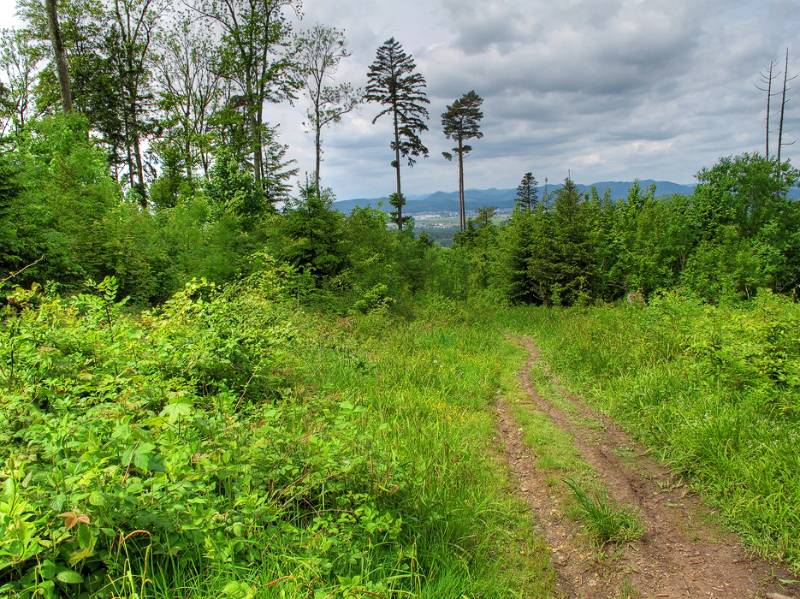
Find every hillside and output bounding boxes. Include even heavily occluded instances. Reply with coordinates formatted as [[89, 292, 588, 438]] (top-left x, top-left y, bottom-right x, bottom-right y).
[[333, 180, 699, 214]]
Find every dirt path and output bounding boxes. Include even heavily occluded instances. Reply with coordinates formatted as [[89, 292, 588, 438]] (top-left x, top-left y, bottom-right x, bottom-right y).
[[496, 336, 796, 599]]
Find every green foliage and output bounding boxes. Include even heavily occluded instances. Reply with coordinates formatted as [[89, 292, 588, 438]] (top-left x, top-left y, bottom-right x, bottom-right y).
[[515, 172, 538, 212], [205, 148, 263, 220], [365, 37, 430, 169], [276, 184, 348, 280], [450, 155, 800, 306], [1, 113, 120, 289], [0, 275, 557, 597], [365, 38, 430, 230], [351, 282, 393, 314]]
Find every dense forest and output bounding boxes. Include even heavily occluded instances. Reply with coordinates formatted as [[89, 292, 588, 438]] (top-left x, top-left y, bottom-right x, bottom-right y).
[[1, 0, 800, 598]]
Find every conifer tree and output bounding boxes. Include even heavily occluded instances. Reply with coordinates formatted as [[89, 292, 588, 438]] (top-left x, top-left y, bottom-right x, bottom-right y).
[[365, 38, 429, 230], [515, 172, 538, 211], [441, 90, 484, 231], [507, 206, 550, 304], [550, 178, 595, 304]]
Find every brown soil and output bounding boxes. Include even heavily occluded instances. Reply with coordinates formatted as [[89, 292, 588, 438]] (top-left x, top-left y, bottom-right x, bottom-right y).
[[495, 336, 797, 599]]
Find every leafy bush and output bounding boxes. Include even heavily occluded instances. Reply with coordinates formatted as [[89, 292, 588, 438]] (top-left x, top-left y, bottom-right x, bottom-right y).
[[0, 271, 413, 597]]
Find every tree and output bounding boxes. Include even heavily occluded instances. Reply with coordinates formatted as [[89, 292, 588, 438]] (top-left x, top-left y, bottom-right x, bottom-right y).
[[692, 153, 798, 238], [0, 29, 39, 132], [515, 172, 538, 211], [154, 14, 223, 182], [194, 0, 301, 192], [278, 180, 347, 280], [296, 25, 360, 196], [506, 205, 550, 304], [776, 48, 796, 170], [3, 113, 120, 287], [549, 178, 596, 305], [441, 90, 483, 231], [44, 0, 72, 112], [18, 0, 130, 175], [365, 38, 429, 230], [757, 58, 778, 157], [261, 123, 298, 206], [109, 0, 159, 203]]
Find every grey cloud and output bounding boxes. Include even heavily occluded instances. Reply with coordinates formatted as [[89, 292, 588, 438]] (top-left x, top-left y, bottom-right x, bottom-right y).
[[275, 0, 800, 199]]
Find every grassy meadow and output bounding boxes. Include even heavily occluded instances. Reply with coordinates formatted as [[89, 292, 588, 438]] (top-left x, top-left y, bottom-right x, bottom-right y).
[[504, 291, 800, 571]]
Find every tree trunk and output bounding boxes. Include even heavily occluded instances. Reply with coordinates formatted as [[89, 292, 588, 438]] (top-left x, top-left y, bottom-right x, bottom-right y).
[[45, 0, 72, 113], [766, 60, 774, 158], [392, 102, 403, 230], [124, 114, 135, 189], [315, 108, 321, 197], [458, 138, 465, 231], [777, 48, 789, 168], [130, 102, 146, 206], [252, 110, 263, 189], [185, 133, 193, 183]]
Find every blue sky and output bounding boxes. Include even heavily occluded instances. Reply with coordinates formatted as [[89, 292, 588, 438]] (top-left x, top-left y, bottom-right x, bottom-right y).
[[2, 0, 799, 199]]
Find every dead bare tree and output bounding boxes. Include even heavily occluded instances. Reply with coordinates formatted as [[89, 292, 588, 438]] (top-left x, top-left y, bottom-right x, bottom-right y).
[[756, 59, 778, 158], [777, 48, 797, 169]]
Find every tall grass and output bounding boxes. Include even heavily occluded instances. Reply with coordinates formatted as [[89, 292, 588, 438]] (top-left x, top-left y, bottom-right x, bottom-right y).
[[161, 298, 558, 597]]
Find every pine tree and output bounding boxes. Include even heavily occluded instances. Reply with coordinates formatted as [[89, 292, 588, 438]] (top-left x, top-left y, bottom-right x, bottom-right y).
[[365, 38, 429, 230], [549, 178, 596, 305], [515, 172, 538, 211], [441, 90, 484, 231], [280, 180, 347, 280], [507, 207, 547, 304]]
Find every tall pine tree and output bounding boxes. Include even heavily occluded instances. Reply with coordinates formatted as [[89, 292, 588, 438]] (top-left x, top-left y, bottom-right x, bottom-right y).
[[365, 38, 429, 230], [515, 172, 538, 211], [441, 90, 483, 231]]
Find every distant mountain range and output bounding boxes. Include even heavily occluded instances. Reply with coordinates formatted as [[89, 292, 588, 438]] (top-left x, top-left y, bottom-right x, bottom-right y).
[[333, 180, 699, 215]]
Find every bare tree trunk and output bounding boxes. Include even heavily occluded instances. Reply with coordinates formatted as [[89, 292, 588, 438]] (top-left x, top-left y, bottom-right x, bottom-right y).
[[392, 102, 403, 230], [45, 0, 72, 113], [458, 139, 465, 231], [314, 107, 321, 197], [765, 60, 774, 158], [778, 48, 789, 167]]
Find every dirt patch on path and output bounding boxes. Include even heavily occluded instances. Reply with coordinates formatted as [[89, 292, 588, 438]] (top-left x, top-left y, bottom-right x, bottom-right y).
[[496, 336, 796, 599]]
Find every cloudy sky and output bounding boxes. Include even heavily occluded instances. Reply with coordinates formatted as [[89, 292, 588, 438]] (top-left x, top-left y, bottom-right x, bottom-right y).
[[2, 0, 799, 199]]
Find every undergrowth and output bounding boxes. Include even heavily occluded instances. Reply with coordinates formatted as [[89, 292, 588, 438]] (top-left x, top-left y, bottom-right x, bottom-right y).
[[0, 274, 555, 597]]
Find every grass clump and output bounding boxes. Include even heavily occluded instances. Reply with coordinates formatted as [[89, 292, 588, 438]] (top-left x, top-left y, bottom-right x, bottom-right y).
[[563, 479, 644, 546]]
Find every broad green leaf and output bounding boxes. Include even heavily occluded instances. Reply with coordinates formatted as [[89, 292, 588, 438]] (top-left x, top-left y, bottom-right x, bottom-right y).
[[55, 569, 83, 584]]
